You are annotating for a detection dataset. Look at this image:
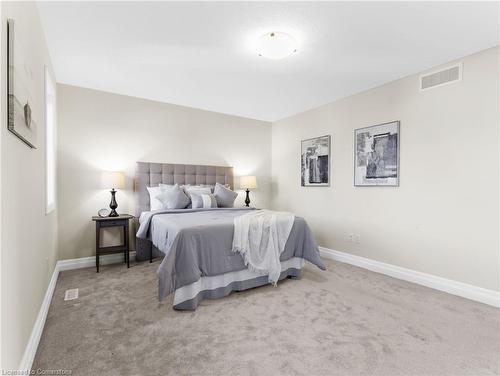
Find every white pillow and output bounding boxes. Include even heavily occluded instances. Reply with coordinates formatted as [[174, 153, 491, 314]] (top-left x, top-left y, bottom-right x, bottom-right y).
[[191, 193, 218, 209], [182, 185, 212, 197], [147, 184, 177, 211]]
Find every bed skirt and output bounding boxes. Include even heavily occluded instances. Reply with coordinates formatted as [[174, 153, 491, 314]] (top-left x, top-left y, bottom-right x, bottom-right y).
[[137, 236, 307, 310], [172, 257, 305, 310], [135, 237, 163, 261]]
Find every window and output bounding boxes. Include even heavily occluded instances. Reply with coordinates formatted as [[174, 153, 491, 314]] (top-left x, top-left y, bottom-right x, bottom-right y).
[[45, 66, 56, 214]]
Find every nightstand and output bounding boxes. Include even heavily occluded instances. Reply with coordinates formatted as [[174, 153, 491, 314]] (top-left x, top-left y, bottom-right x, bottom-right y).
[[92, 214, 134, 272]]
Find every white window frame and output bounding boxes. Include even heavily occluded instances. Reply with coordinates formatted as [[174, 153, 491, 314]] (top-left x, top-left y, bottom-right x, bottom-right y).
[[45, 66, 57, 214]]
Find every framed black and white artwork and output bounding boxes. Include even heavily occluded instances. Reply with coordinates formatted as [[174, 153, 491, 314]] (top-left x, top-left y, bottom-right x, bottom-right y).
[[7, 19, 38, 148], [354, 121, 400, 186], [301, 135, 330, 187]]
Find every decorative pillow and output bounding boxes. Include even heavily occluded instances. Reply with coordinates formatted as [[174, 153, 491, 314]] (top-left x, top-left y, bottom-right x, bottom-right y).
[[147, 186, 166, 211], [214, 182, 238, 208], [191, 193, 218, 209], [182, 185, 212, 198], [156, 186, 190, 210], [192, 184, 215, 193], [183, 184, 213, 189]]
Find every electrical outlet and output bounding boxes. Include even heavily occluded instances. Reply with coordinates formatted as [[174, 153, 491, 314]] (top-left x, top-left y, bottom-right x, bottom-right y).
[[348, 233, 361, 243]]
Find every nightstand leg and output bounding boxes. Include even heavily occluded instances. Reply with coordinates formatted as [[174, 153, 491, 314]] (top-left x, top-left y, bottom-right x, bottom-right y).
[[125, 222, 130, 268], [96, 222, 100, 273]]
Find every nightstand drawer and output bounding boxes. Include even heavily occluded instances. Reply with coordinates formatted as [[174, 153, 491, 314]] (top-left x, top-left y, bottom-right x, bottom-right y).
[[99, 219, 127, 228]]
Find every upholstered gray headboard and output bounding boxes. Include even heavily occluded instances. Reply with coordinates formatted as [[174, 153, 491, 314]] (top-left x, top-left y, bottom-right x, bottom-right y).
[[134, 162, 234, 216]]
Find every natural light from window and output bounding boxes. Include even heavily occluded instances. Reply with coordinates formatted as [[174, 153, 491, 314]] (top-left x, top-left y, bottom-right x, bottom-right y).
[[45, 66, 56, 214]]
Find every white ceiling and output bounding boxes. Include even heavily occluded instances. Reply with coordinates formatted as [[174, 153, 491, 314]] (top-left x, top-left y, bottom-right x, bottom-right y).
[[38, 2, 499, 122]]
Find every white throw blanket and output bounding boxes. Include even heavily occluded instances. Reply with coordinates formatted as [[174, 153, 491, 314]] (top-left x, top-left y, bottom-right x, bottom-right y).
[[232, 210, 295, 285]]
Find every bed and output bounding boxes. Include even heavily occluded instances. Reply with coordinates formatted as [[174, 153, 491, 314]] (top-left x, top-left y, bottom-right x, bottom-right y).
[[134, 162, 326, 310]]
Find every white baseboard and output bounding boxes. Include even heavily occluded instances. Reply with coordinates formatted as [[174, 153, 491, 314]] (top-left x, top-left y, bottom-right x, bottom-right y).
[[319, 247, 500, 308], [18, 251, 136, 372], [18, 263, 60, 372], [57, 251, 136, 271]]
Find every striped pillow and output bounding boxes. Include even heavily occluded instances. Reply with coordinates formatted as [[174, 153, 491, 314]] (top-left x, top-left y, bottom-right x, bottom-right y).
[[191, 193, 217, 209]]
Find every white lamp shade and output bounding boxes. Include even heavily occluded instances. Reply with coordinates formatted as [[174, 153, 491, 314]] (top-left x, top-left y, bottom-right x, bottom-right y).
[[240, 176, 258, 190], [101, 171, 125, 189]]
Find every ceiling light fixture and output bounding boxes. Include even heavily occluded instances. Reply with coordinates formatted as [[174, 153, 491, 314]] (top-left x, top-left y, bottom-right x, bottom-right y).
[[256, 32, 297, 60]]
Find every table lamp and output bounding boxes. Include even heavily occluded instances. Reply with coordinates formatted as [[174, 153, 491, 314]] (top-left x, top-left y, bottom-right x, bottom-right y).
[[101, 171, 125, 217], [240, 176, 258, 207]]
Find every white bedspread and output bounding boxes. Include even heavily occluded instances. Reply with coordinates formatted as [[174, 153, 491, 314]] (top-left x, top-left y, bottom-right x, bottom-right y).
[[232, 210, 295, 285]]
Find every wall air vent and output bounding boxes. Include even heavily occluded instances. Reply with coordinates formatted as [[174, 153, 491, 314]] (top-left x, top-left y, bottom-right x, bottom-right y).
[[420, 63, 462, 91]]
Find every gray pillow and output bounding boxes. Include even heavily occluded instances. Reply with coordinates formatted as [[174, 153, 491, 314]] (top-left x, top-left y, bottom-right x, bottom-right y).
[[214, 183, 238, 208], [157, 186, 190, 209], [191, 193, 217, 209]]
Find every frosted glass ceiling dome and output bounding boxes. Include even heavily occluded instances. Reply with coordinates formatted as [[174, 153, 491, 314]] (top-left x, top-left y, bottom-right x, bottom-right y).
[[256, 32, 298, 59]]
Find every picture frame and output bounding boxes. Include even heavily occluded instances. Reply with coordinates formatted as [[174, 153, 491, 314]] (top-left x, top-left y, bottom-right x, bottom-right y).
[[7, 18, 38, 148], [301, 135, 331, 187], [354, 121, 400, 187]]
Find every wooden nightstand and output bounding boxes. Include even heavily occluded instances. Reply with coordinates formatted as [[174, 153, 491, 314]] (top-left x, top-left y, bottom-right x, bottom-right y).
[[92, 214, 134, 272]]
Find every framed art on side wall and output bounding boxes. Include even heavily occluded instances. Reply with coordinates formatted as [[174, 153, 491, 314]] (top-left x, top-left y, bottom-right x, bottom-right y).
[[301, 135, 330, 187], [354, 121, 400, 186], [7, 18, 38, 148]]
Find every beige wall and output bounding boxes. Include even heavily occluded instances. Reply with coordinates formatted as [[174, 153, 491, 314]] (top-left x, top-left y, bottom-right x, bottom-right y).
[[271, 47, 500, 292], [57, 84, 271, 260], [0, 2, 58, 369]]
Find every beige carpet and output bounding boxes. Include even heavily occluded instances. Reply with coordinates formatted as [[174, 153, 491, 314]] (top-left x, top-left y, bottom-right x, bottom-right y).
[[33, 259, 499, 376]]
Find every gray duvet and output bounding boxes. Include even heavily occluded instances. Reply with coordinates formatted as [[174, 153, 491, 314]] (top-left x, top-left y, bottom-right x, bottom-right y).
[[137, 208, 326, 301]]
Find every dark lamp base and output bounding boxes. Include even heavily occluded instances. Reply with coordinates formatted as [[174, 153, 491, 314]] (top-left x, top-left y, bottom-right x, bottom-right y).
[[109, 188, 119, 217], [244, 189, 251, 207]]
